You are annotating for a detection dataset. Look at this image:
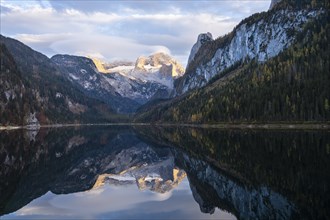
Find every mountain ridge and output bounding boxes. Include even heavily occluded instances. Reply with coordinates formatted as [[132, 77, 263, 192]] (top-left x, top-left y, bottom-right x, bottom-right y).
[[51, 54, 141, 113], [174, 7, 325, 95]]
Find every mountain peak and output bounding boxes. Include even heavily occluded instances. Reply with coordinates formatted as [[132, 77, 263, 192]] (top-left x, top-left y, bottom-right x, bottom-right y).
[[134, 52, 185, 78], [187, 32, 213, 66], [269, 0, 282, 9], [135, 52, 173, 68]]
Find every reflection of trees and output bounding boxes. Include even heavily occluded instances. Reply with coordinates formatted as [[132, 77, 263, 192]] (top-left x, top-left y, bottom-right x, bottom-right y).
[[1, 126, 329, 219], [0, 126, 128, 215], [136, 126, 330, 219]]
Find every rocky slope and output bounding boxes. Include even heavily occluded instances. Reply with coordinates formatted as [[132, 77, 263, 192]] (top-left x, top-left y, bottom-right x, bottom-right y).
[[0, 35, 117, 126], [175, 4, 324, 95], [51, 55, 140, 113]]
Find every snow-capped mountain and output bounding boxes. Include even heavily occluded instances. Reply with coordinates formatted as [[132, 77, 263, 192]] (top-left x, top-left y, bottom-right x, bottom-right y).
[[175, 6, 324, 95], [49, 52, 184, 113], [92, 52, 185, 103]]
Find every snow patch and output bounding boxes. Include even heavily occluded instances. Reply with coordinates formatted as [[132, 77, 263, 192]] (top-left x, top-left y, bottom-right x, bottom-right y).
[[4, 89, 15, 101], [56, 92, 63, 98], [69, 73, 79, 80]]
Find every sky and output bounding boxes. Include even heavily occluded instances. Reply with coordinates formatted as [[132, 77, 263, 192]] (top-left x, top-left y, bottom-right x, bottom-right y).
[[0, 0, 271, 66]]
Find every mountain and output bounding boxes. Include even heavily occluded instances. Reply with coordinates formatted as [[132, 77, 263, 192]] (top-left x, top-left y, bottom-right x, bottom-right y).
[[0, 35, 120, 126], [0, 34, 185, 124], [135, 1, 329, 123], [92, 52, 185, 103], [51, 52, 184, 113], [51, 54, 140, 113], [174, 3, 325, 95]]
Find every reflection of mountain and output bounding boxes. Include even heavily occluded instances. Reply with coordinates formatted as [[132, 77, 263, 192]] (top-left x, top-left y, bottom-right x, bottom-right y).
[[93, 168, 186, 194], [91, 139, 187, 193], [175, 152, 296, 219], [0, 127, 186, 214], [136, 126, 330, 220], [1, 126, 329, 219]]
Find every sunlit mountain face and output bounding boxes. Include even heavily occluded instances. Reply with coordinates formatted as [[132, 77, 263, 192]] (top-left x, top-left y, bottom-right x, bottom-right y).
[[93, 169, 187, 194]]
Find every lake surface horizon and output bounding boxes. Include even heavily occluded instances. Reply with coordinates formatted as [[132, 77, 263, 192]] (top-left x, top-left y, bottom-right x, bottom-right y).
[[1, 126, 329, 219]]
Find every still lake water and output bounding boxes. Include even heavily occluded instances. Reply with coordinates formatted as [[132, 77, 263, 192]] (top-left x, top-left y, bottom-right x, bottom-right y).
[[0, 126, 329, 219]]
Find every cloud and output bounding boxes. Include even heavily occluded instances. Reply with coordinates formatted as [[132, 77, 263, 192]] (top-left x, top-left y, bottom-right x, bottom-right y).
[[0, 0, 271, 65]]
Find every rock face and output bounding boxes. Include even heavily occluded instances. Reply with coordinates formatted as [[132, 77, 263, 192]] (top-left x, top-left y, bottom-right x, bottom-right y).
[[175, 9, 322, 95], [187, 32, 213, 66]]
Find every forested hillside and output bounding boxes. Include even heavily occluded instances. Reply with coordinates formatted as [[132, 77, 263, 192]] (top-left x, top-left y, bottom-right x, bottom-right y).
[[0, 36, 124, 126], [135, 12, 329, 123]]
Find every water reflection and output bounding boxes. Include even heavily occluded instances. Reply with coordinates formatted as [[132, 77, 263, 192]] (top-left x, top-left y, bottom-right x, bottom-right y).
[[0, 126, 329, 219], [7, 179, 233, 219]]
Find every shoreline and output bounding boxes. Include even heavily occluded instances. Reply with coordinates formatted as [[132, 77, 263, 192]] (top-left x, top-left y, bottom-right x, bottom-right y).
[[1, 122, 329, 131]]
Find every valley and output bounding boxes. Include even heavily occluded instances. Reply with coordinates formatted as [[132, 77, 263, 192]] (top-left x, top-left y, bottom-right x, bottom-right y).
[[0, 0, 329, 126], [1, 1, 329, 219]]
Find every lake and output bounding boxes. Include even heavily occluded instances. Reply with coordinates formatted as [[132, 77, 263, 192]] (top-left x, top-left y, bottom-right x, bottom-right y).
[[0, 126, 329, 219]]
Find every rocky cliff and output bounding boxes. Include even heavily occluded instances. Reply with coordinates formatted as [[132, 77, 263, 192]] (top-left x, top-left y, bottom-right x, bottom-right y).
[[187, 32, 213, 66], [175, 6, 323, 95]]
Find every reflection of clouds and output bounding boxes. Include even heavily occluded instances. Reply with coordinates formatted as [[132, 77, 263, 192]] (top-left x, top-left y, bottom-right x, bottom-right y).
[[14, 192, 72, 217], [8, 179, 235, 219], [152, 191, 172, 201]]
